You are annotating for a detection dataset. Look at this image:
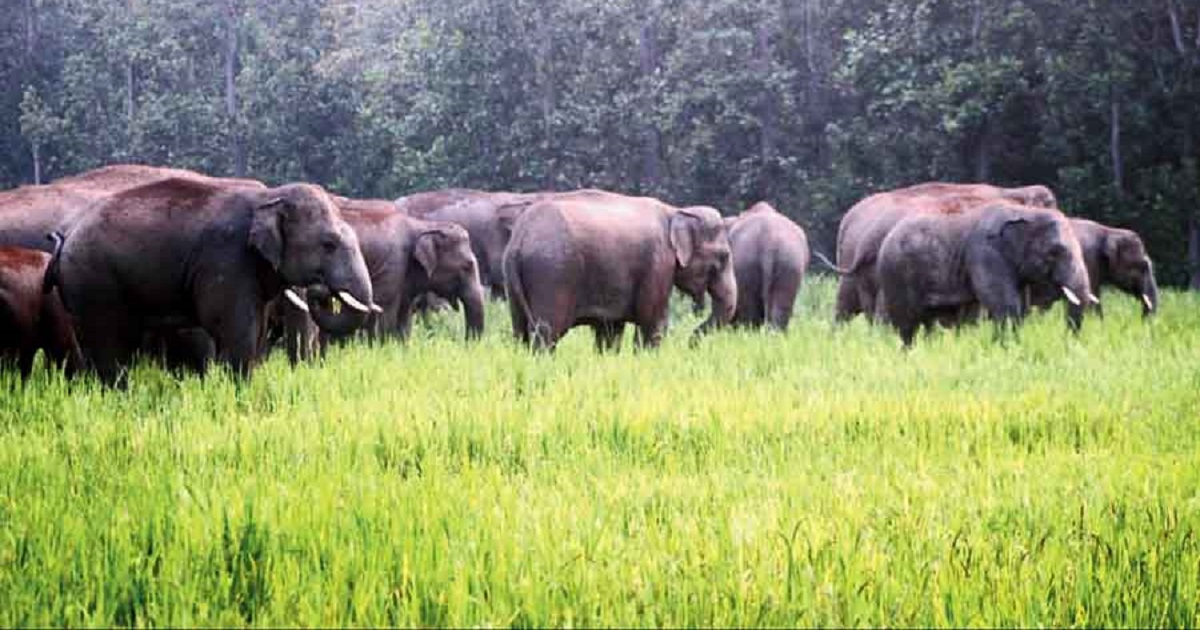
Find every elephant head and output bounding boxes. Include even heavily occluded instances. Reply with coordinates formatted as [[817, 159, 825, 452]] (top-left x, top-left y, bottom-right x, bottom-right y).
[[1002, 185, 1058, 210], [249, 184, 374, 318], [1101, 229, 1158, 316], [669, 206, 736, 335], [995, 208, 1095, 331], [412, 223, 486, 339]]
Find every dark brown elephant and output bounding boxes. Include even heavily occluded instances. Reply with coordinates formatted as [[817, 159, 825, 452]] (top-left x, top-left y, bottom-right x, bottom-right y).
[[53, 178, 373, 384], [281, 197, 485, 354], [396, 189, 541, 299], [877, 202, 1095, 346], [828, 182, 1058, 323], [1028, 218, 1158, 317], [724, 202, 810, 330], [0, 241, 81, 378], [503, 190, 736, 350]]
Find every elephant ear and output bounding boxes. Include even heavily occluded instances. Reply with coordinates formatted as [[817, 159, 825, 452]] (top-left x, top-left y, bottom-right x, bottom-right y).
[[1101, 232, 1126, 269], [496, 201, 532, 238], [414, 231, 440, 276], [249, 197, 286, 270], [669, 211, 698, 268]]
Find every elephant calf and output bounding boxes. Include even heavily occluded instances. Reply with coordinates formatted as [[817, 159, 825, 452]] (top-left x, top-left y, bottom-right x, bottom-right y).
[[725, 202, 810, 331], [1028, 218, 1157, 317], [0, 241, 81, 378], [503, 190, 736, 350], [877, 202, 1095, 346]]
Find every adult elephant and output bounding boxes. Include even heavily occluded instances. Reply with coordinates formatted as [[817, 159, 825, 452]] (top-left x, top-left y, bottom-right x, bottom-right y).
[[503, 191, 736, 351], [877, 203, 1096, 346], [0, 240, 81, 378], [724, 202, 810, 330], [827, 182, 1058, 323], [52, 177, 373, 384], [396, 189, 542, 299], [281, 197, 485, 356], [1027, 218, 1158, 317]]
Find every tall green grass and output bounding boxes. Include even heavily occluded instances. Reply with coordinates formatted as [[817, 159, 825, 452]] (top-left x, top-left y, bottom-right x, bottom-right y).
[[1, 277, 1198, 627]]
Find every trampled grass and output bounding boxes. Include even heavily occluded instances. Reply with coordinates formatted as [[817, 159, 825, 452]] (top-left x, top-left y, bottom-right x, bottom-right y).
[[1, 277, 1198, 627]]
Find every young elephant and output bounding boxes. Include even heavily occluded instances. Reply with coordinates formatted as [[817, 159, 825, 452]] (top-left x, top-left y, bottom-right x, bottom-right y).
[[0, 243, 81, 378], [831, 182, 1058, 323], [725, 202, 810, 330], [296, 197, 486, 346], [503, 191, 736, 350], [1027, 218, 1158, 317], [877, 203, 1095, 346], [55, 178, 373, 384]]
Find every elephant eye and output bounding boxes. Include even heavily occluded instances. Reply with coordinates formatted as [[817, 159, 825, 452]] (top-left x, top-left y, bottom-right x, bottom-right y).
[[321, 236, 338, 253]]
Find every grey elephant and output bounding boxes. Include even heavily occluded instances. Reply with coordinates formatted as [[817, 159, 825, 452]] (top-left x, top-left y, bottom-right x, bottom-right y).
[[284, 197, 485, 352], [0, 240, 82, 378], [828, 182, 1058, 323], [1027, 218, 1157, 317], [396, 189, 542, 299], [877, 202, 1095, 346], [53, 177, 373, 384], [724, 202, 810, 330], [503, 190, 736, 351]]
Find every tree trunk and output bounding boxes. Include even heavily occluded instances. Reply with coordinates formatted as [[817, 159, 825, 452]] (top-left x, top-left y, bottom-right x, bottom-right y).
[[756, 23, 776, 165], [638, 13, 661, 192], [1190, 218, 1200, 291], [23, 0, 36, 64], [125, 62, 135, 122], [976, 117, 992, 182], [225, 0, 246, 177], [537, 11, 555, 189], [31, 142, 41, 185], [1110, 95, 1123, 196]]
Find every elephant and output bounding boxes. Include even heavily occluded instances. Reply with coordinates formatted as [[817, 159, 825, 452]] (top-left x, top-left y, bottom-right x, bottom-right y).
[[876, 202, 1095, 346], [280, 197, 485, 354], [396, 189, 542, 299], [0, 240, 82, 378], [503, 190, 736, 351], [52, 177, 373, 384], [724, 202, 810, 330], [827, 182, 1058, 323], [1027, 218, 1158, 317]]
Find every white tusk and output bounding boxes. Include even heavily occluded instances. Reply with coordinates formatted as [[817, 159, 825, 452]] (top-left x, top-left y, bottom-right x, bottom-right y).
[[338, 291, 371, 313], [284, 288, 309, 313], [1061, 286, 1081, 306], [370, 303, 384, 313], [1087, 293, 1100, 305], [1142, 294, 1154, 311]]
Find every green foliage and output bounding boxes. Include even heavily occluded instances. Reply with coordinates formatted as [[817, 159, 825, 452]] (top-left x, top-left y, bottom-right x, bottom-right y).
[[2, 0, 1200, 283], [1, 280, 1198, 625]]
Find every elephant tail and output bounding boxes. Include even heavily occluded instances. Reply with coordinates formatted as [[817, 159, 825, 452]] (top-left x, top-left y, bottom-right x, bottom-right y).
[[813, 251, 855, 276], [502, 238, 535, 337], [43, 231, 66, 295]]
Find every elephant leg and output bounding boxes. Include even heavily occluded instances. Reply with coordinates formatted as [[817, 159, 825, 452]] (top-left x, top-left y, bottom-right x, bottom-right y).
[[834, 278, 860, 323], [17, 346, 36, 381], [635, 318, 668, 350], [592, 321, 624, 353], [767, 273, 800, 332], [79, 317, 139, 387]]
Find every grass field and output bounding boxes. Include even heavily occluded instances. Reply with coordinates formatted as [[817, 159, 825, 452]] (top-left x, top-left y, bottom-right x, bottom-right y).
[[0, 277, 1198, 627]]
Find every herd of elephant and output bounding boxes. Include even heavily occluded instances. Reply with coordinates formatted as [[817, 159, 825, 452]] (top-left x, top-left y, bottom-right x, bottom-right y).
[[0, 165, 1158, 386]]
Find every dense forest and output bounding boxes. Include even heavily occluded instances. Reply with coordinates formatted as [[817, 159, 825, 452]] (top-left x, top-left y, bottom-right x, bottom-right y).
[[3, 0, 1199, 286]]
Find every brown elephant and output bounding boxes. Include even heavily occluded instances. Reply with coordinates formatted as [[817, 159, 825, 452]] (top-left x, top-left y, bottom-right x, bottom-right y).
[[52, 177, 373, 384], [724, 202, 810, 330], [0, 164, 265, 252], [1027, 218, 1158, 317], [396, 189, 542, 299], [503, 190, 736, 350], [278, 197, 485, 358], [877, 202, 1095, 346], [827, 182, 1058, 323], [0, 240, 81, 378]]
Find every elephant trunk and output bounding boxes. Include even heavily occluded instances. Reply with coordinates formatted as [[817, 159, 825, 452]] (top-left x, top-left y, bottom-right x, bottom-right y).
[[1059, 265, 1093, 334], [461, 279, 486, 340], [1139, 271, 1159, 318], [695, 262, 737, 337], [308, 288, 373, 337]]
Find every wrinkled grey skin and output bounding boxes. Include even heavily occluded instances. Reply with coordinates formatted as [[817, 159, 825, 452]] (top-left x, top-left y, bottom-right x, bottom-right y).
[[55, 178, 372, 384], [723, 202, 810, 330], [276, 198, 486, 361], [1028, 218, 1158, 318], [831, 182, 1058, 323], [877, 203, 1092, 346], [396, 189, 543, 299], [503, 190, 736, 351]]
